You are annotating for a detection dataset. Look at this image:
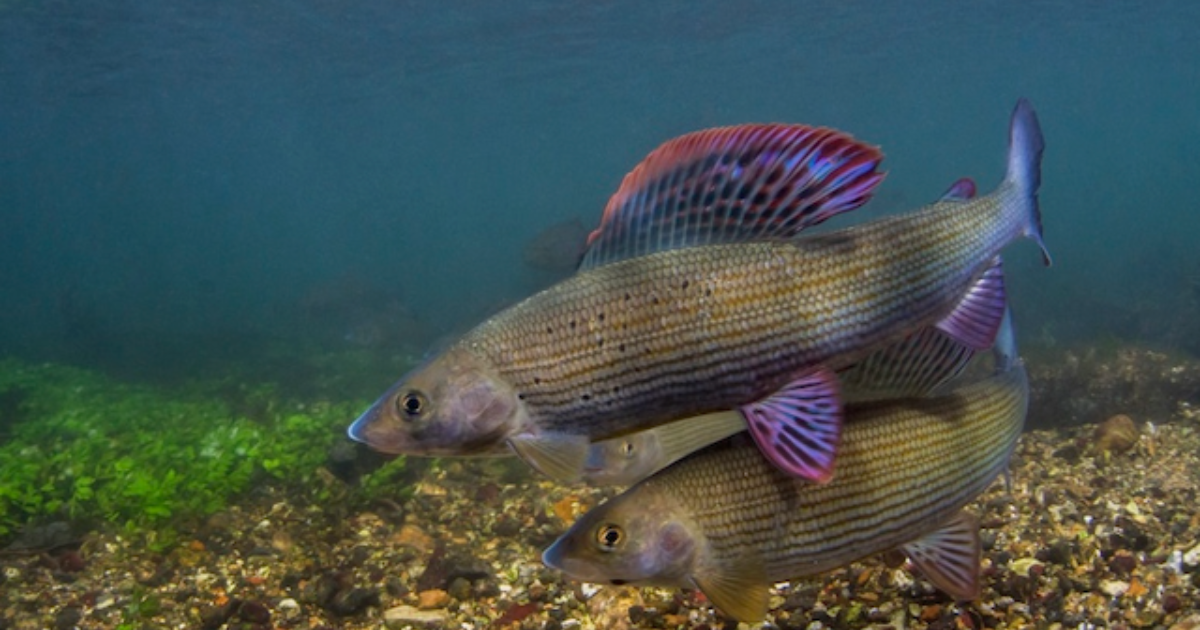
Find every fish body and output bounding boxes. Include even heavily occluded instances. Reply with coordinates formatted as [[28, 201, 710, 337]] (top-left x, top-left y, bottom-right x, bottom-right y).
[[349, 100, 1045, 483], [543, 358, 1029, 621]]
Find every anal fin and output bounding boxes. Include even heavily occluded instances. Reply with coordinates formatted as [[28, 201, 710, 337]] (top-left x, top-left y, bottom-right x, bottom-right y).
[[690, 559, 769, 623], [901, 511, 982, 601], [741, 366, 842, 483]]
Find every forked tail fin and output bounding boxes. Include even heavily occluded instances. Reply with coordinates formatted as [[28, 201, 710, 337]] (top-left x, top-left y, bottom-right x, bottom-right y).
[[1005, 98, 1051, 266]]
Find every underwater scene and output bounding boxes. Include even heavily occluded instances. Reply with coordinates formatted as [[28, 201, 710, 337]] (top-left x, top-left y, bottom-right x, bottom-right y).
[[2, 2, 1200, 629]]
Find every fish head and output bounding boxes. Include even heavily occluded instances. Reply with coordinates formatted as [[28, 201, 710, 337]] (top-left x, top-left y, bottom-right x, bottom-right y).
[[582, 431, 663, 486], [347, 346, 524, 456], [542, 488, 699, 588]]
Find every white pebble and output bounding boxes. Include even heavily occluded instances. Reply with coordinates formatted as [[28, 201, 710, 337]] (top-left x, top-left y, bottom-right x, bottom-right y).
[[1100, 579, 1129, 597], [277, 598, 300, 620], [1183, 543, 1200, 569], [383, 605, 449, 628], [95, 592, 116, 610]]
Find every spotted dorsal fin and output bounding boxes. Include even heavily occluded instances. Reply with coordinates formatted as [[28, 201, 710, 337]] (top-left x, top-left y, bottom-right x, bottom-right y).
[[579, 124, 885, 269]]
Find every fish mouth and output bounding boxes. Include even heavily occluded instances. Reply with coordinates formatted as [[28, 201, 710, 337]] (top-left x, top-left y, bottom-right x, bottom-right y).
[[542, 539, 621, 584], [346, 400, 415, 455], [346, 406, 376, 444]]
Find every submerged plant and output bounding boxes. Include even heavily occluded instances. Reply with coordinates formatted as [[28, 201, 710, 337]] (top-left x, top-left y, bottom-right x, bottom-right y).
[[0, 357, 396, 545]]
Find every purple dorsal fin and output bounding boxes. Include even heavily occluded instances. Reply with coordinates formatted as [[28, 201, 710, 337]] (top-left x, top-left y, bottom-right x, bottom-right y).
[[936, 257, 1007, 351], [901, 511, 981, 601], [938, 177, 977, 202], [579, 124, 885, 269], [741, 366, 842, 483]]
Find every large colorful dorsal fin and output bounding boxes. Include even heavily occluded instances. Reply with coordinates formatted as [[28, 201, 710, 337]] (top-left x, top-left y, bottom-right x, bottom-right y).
[[579, 124, 885, 270]]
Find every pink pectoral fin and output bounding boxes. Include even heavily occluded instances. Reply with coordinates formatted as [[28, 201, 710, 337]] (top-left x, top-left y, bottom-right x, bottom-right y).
[[901, 511, 982, 601], [741, 367, 842, 483], [935, 257, 1007, 351]]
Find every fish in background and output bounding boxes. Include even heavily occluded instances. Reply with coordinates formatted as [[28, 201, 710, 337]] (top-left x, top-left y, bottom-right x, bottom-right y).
[[543, 310, 1028, 622], [521, 217, 591, 275], [348, 99, 1047, 485]]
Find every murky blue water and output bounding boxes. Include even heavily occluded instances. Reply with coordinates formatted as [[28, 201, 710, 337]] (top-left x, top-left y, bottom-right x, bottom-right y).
[[3, 1, 1199, 373]]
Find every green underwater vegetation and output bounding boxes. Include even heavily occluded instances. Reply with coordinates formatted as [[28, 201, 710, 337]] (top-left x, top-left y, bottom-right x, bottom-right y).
[[0, 356, 413, 551]]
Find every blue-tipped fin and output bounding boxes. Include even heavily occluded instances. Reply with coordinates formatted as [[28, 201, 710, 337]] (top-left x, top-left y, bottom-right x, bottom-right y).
[[741, 366, 842, 483], [1006, 98, 1051, 266], [580, 124, 885, 269], [901, 511, 982, 601], [992, 305, 1018, 373], [935, 257, 1007, 351]]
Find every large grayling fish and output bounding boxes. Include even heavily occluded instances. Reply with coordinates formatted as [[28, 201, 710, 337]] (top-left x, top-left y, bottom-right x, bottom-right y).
[[349, 99, 1047, 484], [543, 327, 1028, 622], [583, 300, 995, 486]]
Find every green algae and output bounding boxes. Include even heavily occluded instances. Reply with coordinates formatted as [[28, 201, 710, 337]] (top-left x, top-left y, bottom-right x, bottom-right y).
[[0, 357, 405, 548]]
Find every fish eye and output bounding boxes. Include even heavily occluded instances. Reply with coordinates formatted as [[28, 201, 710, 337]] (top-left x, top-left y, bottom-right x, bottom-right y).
[[595, 523, 624, 551], [621, 441, 636, 458], [396, 392, 426, 419]]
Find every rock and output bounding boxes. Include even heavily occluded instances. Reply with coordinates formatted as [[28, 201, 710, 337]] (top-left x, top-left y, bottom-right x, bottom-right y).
[[383, 605, 450, 628], [1100, 579, 1130, 597], [237, 600, 271, 624], [1170, 614, 1200, 630], [587, 586, 643, 630], [277, 598, 301, 621], [446, 577, 471, 601], [1094, 414, 1139, 455], [417, 589, 449, 610], [392, 525, 435, 554], [1183, 543, 1200, 570], [328, 587, 379, 616], [53, 607, 82, 630]]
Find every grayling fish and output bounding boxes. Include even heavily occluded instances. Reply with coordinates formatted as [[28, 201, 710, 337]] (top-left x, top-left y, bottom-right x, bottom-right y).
[[584, 301, 1011, 487], [349, 99, 1046, 485], [543, 332, 1029, 622]]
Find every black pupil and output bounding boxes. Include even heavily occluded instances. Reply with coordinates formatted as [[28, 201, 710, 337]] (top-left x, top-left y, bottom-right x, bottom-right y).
[[403, 395, 421, 414], [603, 527, 619, 545]]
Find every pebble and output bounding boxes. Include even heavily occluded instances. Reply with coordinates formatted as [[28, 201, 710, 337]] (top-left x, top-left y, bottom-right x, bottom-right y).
[[1183, 544, 1200, 570], [277, 597, 301, 620], [587, 586, 643, 630], [1101, 579, 1130, 597], [417, 589, 450, 609], [384, 605, 450, 628], [94, 592, 115, 610], [392, 524, 435, 553]]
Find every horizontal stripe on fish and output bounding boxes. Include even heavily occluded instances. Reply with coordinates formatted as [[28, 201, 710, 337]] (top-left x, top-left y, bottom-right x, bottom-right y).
[[348, 99, 1046, 484], [543, 359, 1029, 622]]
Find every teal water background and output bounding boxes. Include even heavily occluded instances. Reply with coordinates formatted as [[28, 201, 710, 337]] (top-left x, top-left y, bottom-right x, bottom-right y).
[[3, 1, 1198, 377]]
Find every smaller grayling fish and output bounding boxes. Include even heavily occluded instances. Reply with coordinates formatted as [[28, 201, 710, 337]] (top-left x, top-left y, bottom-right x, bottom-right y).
[[544, 319, 1027, 621]]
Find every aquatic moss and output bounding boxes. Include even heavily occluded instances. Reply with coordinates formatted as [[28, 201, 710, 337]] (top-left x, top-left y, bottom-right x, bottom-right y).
[[0, 357, 394, 547]]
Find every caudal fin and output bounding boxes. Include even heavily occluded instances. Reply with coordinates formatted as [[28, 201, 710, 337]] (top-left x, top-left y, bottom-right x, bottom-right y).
[[1005, 98, 1051, 266]]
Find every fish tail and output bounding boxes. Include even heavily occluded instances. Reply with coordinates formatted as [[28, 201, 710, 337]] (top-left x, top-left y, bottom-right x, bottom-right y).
[[1005, 98, 1051, 266]]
